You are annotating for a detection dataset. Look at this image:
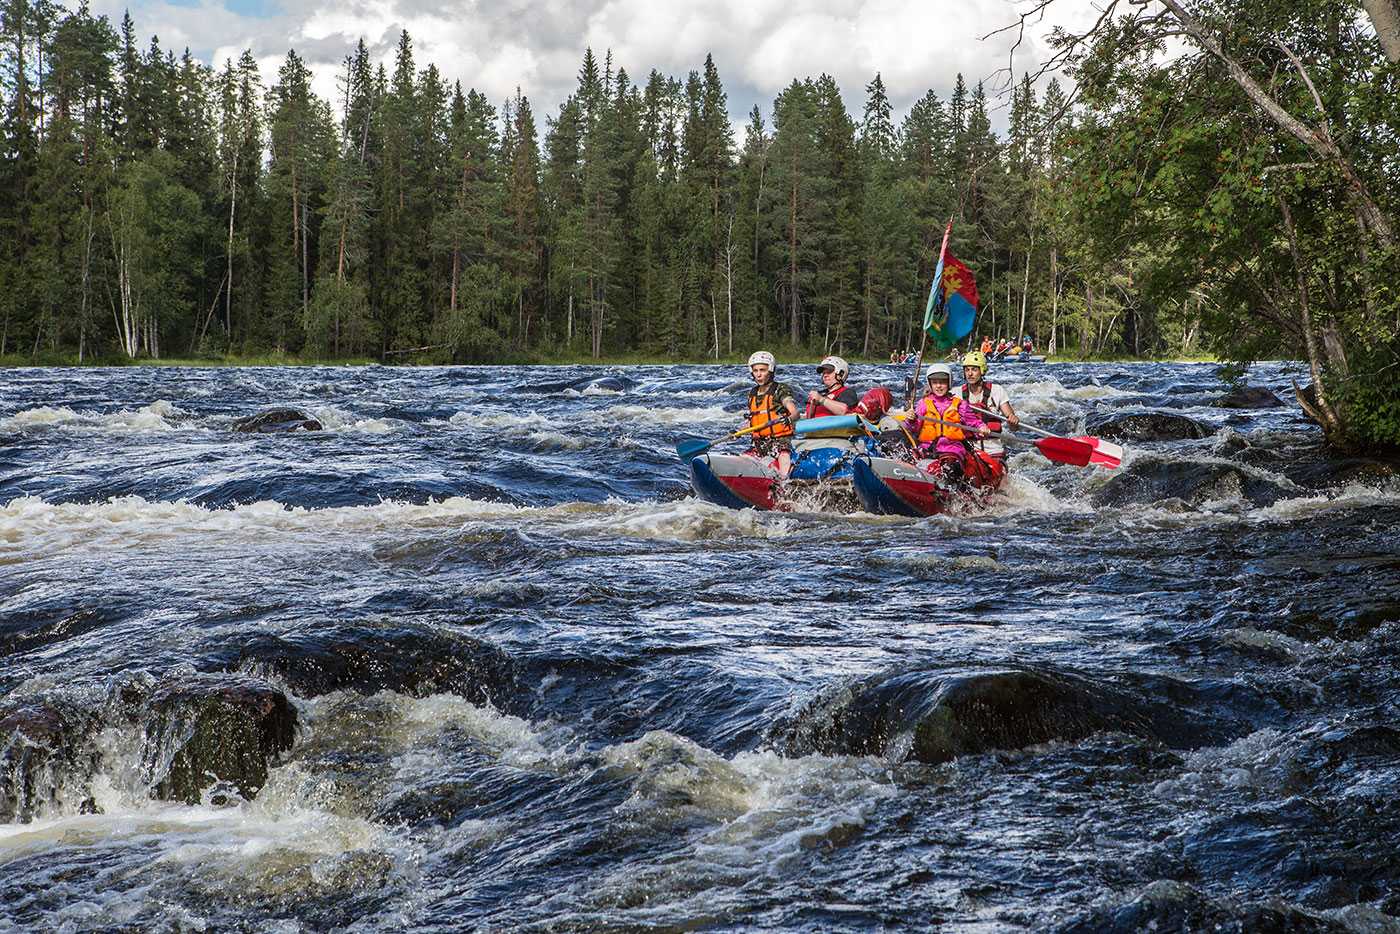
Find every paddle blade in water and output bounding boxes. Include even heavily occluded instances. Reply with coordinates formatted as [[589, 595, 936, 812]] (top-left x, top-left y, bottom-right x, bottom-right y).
[[1076, 436, 1123, 469], [675, 438, 711, 461], [1035, 436, 1094, 467]]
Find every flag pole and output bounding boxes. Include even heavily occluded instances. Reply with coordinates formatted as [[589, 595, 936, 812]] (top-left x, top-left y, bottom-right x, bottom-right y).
[[905, 217, 954, 409]]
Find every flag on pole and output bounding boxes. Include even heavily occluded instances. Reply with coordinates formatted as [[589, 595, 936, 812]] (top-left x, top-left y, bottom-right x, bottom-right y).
[[922, 252, 979, 350]]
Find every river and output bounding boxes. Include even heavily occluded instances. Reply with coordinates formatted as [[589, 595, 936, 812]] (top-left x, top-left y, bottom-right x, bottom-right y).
[[2, 361, 1398, 931]]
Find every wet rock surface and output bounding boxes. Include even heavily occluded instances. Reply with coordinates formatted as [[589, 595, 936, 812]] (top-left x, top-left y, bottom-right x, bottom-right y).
[[1053, 880, 1349, 933], [1087, 410, 1212, 441], [1091, 458, 1294, 508], [223, 623, 517, 706], [138, 675, 296, 804], [777, 667, 1236, 764], [1215, 386, 1285, 409], [231, 406, 323, 433], [0, 699, 100, 822]]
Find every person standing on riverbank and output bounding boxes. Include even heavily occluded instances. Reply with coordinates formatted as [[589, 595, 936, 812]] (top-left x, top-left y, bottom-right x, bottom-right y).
[[744, 351, 800, 478]]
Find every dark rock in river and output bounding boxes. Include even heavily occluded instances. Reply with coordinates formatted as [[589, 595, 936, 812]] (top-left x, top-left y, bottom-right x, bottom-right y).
[[776, 667, 1224, 764], [1214, 385, 1285, 409], [1086, 410, 1212, 441], [140, 674, 296, 805], [1091, 457, 1293, 509], [227, 623, 516, 706], [0, 699, 100, 822], [1054, 880, 1347, 933], [579, 375, 634, 393], [231, 406, 322, 433], [1284, 455, 1400, 490]]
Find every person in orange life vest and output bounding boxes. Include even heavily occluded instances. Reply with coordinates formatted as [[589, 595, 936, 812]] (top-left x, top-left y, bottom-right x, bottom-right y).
[[980, 335, 993, 355], [957, 350, 1018, 461], [744, 350, 800, 478], [908, 363, 988, 479], [806, 355, 858, 418]]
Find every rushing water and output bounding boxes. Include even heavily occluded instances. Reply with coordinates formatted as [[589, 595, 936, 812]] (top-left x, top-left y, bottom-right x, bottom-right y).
[[2, 361, 1399, 932]]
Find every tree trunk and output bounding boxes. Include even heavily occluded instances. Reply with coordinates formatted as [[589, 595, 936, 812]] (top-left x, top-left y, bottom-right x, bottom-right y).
[[788, 168, 800, 346], [225, 149, 238, 338], [1278, 195, 1343, 437], [1017, 247, 1031, 341], [1157, 0, 1395, 248], [1048, 246, 1058, 356], [1363, 0, 1400, 62]]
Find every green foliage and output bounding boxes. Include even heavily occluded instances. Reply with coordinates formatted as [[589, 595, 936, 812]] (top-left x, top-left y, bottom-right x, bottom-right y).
[[13, 3, 1397, 438]]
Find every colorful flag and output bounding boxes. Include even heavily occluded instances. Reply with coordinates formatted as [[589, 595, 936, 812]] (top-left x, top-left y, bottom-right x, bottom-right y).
[[922, 253, 979, 350]]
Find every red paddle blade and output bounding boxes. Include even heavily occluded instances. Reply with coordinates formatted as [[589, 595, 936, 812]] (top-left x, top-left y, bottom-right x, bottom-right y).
[[1035, 436, 1094, 467], [1073, 436, 1123, 469]]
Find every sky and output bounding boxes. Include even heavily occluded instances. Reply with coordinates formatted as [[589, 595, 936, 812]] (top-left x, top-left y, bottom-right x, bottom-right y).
[[80, 0, 1104, 134]]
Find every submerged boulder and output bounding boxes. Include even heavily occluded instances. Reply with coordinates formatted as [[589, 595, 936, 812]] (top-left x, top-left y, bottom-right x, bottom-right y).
[[1091, 458, 1293, 509], [1086, 411, 1211, 442], [578, 375, 634, 393], [228, 623, 516, 706], [1214, 386, 1285, 409], [0, 699, 100, 822], [1054, 880, 1347, 933], [231, 406, 322, 433], [777, 667, 1220, 765], [140, 674, 296, 805]]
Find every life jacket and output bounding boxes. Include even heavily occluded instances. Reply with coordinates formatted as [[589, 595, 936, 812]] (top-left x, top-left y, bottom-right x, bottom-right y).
[[964, 449, 1007, 487], [958, 381, 1001, 433], [917, 396, 965, 444], [806, 382, 848, 418], [980, 337, 993, 353], [748, 383, 794, 438]]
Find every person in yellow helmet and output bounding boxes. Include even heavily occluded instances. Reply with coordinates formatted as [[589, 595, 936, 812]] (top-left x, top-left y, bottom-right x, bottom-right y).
[[956, 350, 1019, 461]]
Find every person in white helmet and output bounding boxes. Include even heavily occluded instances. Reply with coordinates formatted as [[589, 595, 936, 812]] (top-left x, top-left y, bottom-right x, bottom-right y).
[[744, 350, 800, 478], [907, 362, 989, 482], [806, 355, 858, 418]]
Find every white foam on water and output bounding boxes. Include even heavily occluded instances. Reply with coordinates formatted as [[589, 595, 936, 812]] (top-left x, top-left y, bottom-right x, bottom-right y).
[[0, 400, 185, 433], [307, 405, 400, 434], [598, 404, 733, 425], [588, 731, 897, 903], [0, 494, 798, 560], [447, 410, 551, 431]]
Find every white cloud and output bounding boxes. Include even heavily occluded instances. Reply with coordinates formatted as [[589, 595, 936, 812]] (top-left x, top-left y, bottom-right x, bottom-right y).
[[78, 0, 1103, 132]]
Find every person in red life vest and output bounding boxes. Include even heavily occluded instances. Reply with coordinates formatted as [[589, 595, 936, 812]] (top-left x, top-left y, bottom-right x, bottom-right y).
[[1021, 335, 1033, 354], [908, 363, 988, 483], [744, 350, 800, 478], [956, 350, 1017, 486], [806, 355, 858, 419]]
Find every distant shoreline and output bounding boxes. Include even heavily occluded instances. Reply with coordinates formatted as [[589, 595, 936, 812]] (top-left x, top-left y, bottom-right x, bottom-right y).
[[1, 352, 1224, 369]]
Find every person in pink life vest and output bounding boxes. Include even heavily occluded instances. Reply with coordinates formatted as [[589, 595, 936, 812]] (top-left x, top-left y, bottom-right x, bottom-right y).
[[907, 363, 989, 481]]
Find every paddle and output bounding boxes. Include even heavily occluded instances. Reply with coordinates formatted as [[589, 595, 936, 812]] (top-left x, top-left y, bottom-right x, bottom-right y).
[[675, 415, 789, 461], [898, 410, 1095, 467], [964, 403, 1123, 469]]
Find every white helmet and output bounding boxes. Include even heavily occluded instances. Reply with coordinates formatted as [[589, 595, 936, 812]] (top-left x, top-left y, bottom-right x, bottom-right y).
[[817, 355, 849, 380], [926, 363, 954, 383], [748, 351, 776, 369]]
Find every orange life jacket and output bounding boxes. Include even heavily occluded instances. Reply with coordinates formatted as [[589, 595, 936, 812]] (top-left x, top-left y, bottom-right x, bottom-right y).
[[980, 337, 993, 353], [917, 396, 965, 444], [958, 381, 1001, 433], [748, 384, 794, 438]]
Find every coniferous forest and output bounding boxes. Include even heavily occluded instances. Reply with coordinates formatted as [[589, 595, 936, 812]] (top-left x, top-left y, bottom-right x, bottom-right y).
[[2, 0, 1398, 445]]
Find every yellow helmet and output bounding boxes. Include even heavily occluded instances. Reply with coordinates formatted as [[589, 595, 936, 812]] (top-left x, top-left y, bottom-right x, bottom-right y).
[[961, 351, 988, 372]]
